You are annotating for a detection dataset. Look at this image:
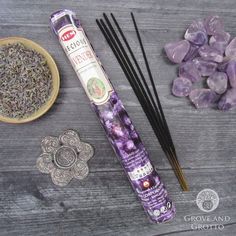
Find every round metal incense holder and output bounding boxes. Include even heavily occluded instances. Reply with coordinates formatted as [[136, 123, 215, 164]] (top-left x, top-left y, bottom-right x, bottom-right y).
[[0, 37, 60, 124], [36, 130, 94, 187]]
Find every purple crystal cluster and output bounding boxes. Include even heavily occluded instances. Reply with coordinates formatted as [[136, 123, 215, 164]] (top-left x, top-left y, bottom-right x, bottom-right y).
[[164, 15, 236, 111]]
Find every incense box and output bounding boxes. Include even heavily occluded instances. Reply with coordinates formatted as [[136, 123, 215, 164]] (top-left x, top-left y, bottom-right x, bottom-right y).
[[50, 9, 175, 223]]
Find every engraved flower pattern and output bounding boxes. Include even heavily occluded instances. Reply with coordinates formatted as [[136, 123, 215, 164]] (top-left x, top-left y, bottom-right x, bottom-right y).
[[36, 130, 94, 186]]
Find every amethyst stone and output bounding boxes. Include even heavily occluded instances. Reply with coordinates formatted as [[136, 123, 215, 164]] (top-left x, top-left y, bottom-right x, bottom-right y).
[[209, 31, 231, 54], [184, 20, 208, 46], [184, 44, 199, 61], [164, 40, 190, 64], [204, 15, 224, 35], [226, 61, 236, 88], [218, 88, 236, 110], [192, 57, 217, 76], [189, 89, 217, 108], [217, 59, 230, 72], [207, 72, 228, 94], [172, 77, 192, 97], [198, 45, 223, 63], [179, 61, 201, 82], [225, 38, 236, 58], [163, 15, 236, 111]]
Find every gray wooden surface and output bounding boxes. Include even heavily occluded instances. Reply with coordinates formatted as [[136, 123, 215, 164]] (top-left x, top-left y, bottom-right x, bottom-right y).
[[1, 0, 236, 235]]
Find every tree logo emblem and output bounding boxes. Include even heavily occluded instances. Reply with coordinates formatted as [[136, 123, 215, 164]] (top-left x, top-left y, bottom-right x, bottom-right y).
[[196, 189, 219, 213]]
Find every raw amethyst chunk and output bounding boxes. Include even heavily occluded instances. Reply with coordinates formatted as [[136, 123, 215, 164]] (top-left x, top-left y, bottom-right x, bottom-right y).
[[226, 61, 236, 88], [217, 60, 230, 72], [189, 89, 217, 108], [164, 40, 190, 64], [172, 77, 192, 97], [184, 20, 208, 46], [218, 88, 236, 110], [225, 38, 236, 58], [163, 15, 236, 111], [184, 44, 199, 61], [192, 57, 217, 76], [204, 15, 224, 35], [198, 45, 223, 63], [209, 31, 231, 53], [179, 61, 201, 82], [207, 72, 228, 94]]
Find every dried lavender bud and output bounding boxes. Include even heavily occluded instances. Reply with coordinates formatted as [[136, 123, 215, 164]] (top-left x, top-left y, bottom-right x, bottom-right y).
[[0, 43, 52, 119]]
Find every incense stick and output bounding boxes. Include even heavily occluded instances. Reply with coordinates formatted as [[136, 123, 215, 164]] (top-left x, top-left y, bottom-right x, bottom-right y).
[[98, 18, 175, 160], [97, 19, 171, 153], [129, 13, 189, 191], [97, 17, 188, 191], [102, 14, 173, 145], [96, 14, 189, 191], [110, 12, 176, 155], [132, 13, 176, 154]]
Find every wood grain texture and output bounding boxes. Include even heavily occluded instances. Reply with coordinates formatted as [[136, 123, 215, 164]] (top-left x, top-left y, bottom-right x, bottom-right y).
[[0, 0, 236, 235]]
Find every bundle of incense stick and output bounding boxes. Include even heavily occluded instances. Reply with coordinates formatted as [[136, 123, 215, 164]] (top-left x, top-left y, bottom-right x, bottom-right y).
[[96, 13, 189, 191]]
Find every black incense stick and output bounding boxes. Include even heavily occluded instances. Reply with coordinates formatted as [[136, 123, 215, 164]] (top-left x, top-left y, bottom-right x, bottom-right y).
[[104, 13, 165, 130], [110, 12, 176, 155], [128, 13, 189, 188], [130, 12, 176, 154], [98, 18, 175, 159], [128, 13, 189, 190], [99, 18, 188, 191], [102, 13, 179, 160], [96, 17, 188, 191], [96, 15, 189, 191], [97, 19, 171, 154], [102, 14, 173, 143], [97, 20, 174, 158]]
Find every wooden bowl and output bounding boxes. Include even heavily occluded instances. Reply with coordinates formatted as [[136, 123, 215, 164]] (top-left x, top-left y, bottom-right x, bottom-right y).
[[0, 37, 60, 124]]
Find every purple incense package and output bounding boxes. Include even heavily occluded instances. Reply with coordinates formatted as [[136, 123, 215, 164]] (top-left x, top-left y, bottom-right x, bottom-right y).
[[50, 9, 175, 223]]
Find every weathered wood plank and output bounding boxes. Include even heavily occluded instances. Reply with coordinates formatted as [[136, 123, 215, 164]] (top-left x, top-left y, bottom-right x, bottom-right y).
[[0, 169, 236, 236], [1, 0, 236, 31], [1, 0, 236, 235], [1, 99, 236, 172]]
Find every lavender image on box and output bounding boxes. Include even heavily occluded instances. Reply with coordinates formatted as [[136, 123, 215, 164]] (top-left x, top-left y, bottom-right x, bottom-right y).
[[50, 9, 175, 223]]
